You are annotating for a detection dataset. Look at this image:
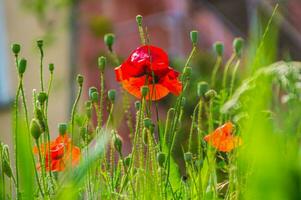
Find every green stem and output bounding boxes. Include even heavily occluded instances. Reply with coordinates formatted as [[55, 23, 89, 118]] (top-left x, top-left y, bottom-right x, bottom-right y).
[[211, 56, 222, 88], [39, 47, 44, 91], [229, 59, 241, 97]]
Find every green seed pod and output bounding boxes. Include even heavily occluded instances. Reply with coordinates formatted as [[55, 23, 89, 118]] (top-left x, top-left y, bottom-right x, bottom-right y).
[[183, 67, 192, 79], [136, 15, 143, 26], [89, 87, 97, 99], [18, 58, 27, 75], [11, 43, 21, 55], [205, 89, 217, 100], [104, 33, 115, 51], [98, 56, 106, 72], [108, 89, 116, 102], [190, 30, 199, 45], [184, 152, 193, 162], [91, 91, 99, 103], [37, 92, 47, 104], [197, 81, 209, 97], [30, 119, 42, 140], [213, 42, 224, 56], [135, 101, 140, 110], [37, 40, 43, 48], [49, 63, 54, 73], [113, 133, 123, 154], [233, 37, 244, 57], [141, 86, 149, 97], [58, 123, 68, 136], [157, 152, 166, 168], [77, 74, 84, 86], [143, 118, 152, 129], [124, 154, 132, 167]]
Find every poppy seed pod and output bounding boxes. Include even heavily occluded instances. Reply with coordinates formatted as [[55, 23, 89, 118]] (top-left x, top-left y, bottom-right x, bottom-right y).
[[233, 37, 244, 57], [37, 40, 43, 48], [18, 58, 27, 75], [30, 119, 42, 140], [143, 118, 152, 129], [190, 30, 199, 45], [157, 152, 166, 168], [184, 152, 193, 162], [104, 33, 115, 51], [141, 86, 149, 97], [58, 123, 67, 136], [91, 91, 99, 103], [113, 133, 123, 154], [11, 43, 21, 55], [136, 15, 143, 26], [205, 89, 217, 100], [213, 42, 224, 56], [37, 92, 47, 104], [77, 74, 84, 86], [108, 89, 116, 102], [197, 81, 209, 97], [135, 101, 141, 110], [98, 56, 106, 72], [49, 63, 54, 73], [89, 87, 98, 99]]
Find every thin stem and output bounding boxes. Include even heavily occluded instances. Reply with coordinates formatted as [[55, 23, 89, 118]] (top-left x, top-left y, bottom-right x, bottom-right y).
[[229, 59, 241, 97], [39, 47, 44, 91], [211, 56, 222, 88]]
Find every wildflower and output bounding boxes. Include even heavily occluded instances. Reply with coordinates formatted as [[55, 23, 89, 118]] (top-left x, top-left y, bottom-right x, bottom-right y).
[[204, 122, 242, 152], [33, 134, 80, 172], [114, 45, 182, 100]]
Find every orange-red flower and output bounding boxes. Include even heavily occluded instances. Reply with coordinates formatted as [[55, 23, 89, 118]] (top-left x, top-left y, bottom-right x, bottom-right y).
[[204, 122, 242, 152], [114, 45, 182, 100], [33, 134, 81, 172]]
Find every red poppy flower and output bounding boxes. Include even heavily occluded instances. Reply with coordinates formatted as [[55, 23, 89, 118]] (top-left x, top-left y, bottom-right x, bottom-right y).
[[114, 45, 182, 100], [33, 134, 81, 172], [204, 122, 242, 152]]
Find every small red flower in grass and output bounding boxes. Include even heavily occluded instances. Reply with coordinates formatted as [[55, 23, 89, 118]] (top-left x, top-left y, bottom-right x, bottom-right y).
[[33, 134, 81, 172], [204, 122, 242, 152], [114, 45, 182, 100]]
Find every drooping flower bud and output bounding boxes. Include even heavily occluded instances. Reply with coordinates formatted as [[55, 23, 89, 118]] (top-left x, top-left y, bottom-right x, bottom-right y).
[[2, 159, 13, 178], [205, 89, 217, 100], [77, 74, 84, 86], [49, 63, 54, 73], [135, 101, 141, 110], [157, 152, 166, 168], [37, 92, 47, 104], [190, 30, 199, 45], [37, 40, 44, 49], [34, 108, 45, 132], [98, 56, 106, 72], [30, 119, 42, 140], [108, 89, 116, 102], [104, 33, 115, 51], [213, 42, 224, 57], [89, 87, 98, 99], [58, 123, 67, 136], [141, 86, 149, 97], [11, 43, 21, 55], [184, 152, 193, 162], [113, 132, 123, 154], [136, 15, 143, 26], [233, 37, 244, 57], [18, 58, 27, 75], [197, 81, 209, 97]]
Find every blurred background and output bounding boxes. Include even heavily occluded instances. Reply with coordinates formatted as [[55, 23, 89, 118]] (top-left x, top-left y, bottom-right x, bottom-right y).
[[1, 0, 301, 148]]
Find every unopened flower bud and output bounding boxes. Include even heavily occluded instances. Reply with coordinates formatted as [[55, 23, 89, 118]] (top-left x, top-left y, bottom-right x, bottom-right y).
[[37, 92, 47, 104], [98, 56, 106, 72], [190, 30, 199, 45], [197, 81, 209, 97], [113, 133, 123, 154], [91, 91, 99, 103], [233, 37, 244, 57], [30, 119, 42, 140], [157, 152, 166, 168], [11, 43, 21, 55], [34, 108, 45, 132], [77, 74, 84, 86], [135, 101, 141, 110], [184, 152, 193, 162], [205, 89, 217, 100], [213, 42, 224, 56], [136, 15, 143, 26], [49, 63, 54, 73], [37, 40, 43, 48], [108, 89, 116, 102], [104, 33, 115, 51], [58, 123, 67, 136], [89, 87, 97, 99], [143, 118, 152, 129], [141, 86, 149, 97], [18, 58, 27, 75], [2, 159, 13, 178]]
